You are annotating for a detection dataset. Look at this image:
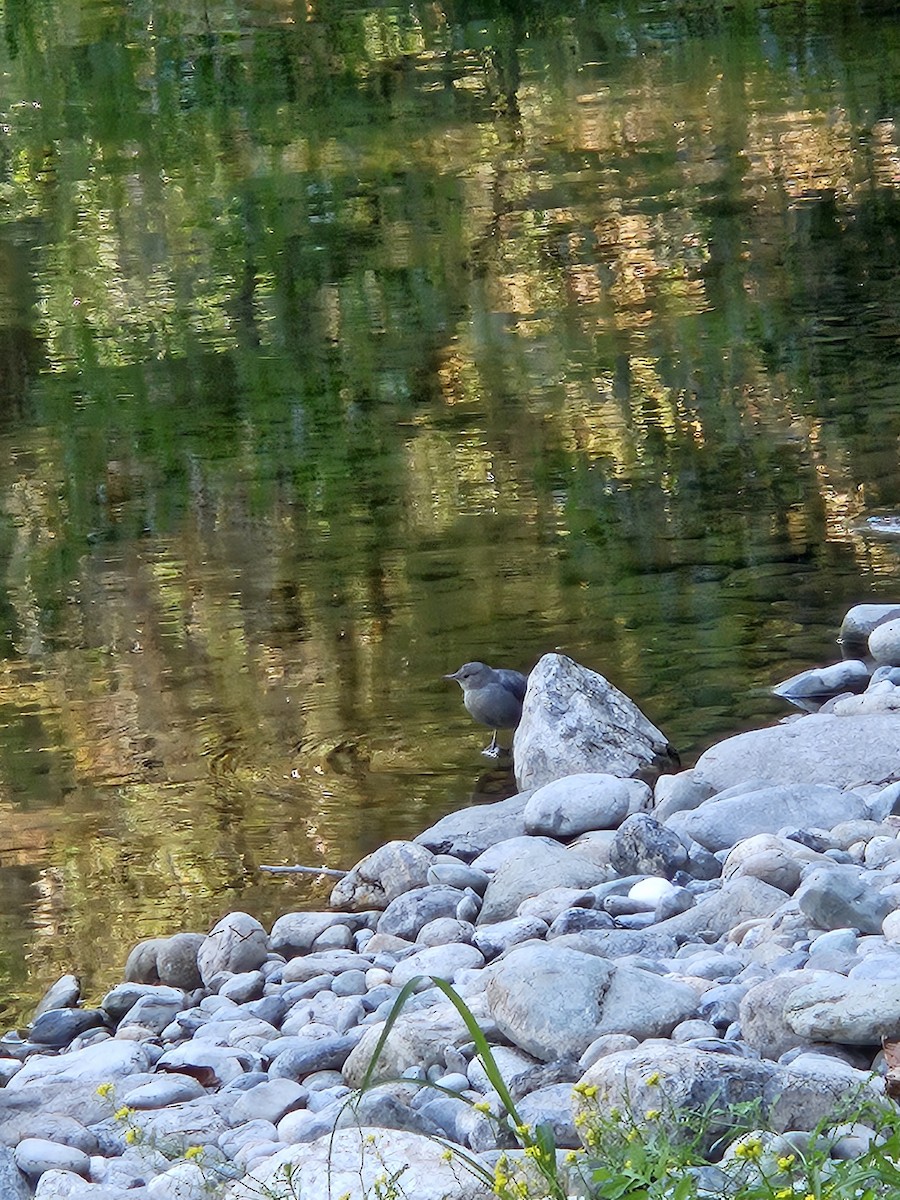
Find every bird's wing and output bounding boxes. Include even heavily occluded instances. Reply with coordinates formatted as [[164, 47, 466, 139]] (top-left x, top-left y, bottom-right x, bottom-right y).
[[496, 669, 528, 701]]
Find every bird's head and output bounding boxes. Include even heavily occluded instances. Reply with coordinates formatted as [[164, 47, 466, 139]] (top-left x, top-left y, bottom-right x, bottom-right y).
[[444, 661, 491, 690]]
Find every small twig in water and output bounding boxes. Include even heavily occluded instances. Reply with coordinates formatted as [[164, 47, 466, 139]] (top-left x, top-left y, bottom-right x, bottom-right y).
[[259, 864, 347, 878]]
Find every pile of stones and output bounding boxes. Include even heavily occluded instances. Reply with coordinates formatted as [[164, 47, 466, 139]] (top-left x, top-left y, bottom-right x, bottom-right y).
[[4, 603, 900, 1199]]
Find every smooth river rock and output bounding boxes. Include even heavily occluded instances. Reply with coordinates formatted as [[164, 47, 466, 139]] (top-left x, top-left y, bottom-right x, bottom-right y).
[[485, 944, 696, 1061], [513, 653, 679, 792], [784, 976, 900, 1044], [691, 712, 900, 792], [669, 783, 868, 852]]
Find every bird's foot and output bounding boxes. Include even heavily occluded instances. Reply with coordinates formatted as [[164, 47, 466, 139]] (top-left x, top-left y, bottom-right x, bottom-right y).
[[481, 743, 504, 759]]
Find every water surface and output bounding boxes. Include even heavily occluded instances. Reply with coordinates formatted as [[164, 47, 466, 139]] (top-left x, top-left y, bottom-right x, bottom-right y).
[[0, 0, 899, 1020]]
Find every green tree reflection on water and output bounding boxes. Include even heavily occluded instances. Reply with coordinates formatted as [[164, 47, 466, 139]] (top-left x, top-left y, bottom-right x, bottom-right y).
[[0, 0, 898, 1019]]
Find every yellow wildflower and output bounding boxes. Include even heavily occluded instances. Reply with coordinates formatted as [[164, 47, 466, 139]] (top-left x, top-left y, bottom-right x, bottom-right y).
[[564, 1151, 578, 1164], [734, 1138, 763, 1161], [645, 1109, 661, 1120], [514, 1122, 531, 1138], [645, 1071, 661, 1086], [524, 1145, 542, 1159], [473, 1100, 491, 1114], [184, 1146, 204, 1161], [95, 1082, 114, 1099], [626, 1129, 640, 1143], [441, 1148, 453, 1162], [777, 1155, 796, 1171], [124, 1128, 141, 1145], [114, 1106, 133, 1122], [775, 1190, 792, 1200]]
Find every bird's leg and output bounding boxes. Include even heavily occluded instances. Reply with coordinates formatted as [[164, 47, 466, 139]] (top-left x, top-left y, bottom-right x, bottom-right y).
[[481, 730, 502, 759]]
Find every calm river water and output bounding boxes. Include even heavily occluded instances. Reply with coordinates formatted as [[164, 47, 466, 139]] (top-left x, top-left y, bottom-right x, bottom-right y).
[[0, 0, 899, 1021]]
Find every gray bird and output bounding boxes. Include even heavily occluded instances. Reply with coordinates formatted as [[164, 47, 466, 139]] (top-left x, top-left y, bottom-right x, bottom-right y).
[[444, 661, 528, 758]]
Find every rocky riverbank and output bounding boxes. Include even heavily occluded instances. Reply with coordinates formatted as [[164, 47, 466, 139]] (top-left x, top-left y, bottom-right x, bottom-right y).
[[5, 604, 900, 1199]]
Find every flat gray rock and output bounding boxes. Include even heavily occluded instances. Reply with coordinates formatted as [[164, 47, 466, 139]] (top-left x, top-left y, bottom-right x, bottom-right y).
[[226, 1127, 491, 1200], [376, 886, 465, 940], [523, 773, 640, 838], [477, 839, 607, 925], [773, 660, 870, 701], [577, 1044, 879, 1146], [739, 971, 840, 1060], [415, 793, 530, 860], [485, 944, 696, 1061], [670, 783, 868, 852], [330, 841, 435, 910], [840, 603, 900, 646], [796, 866, 891, 934], [513, 653, 679, 792], [610, 813, 688, 878], [692, 713, 900, 792], [784, 976, 900, 1044], [870, 619, 900, 666], [198, 912, 269, 985]]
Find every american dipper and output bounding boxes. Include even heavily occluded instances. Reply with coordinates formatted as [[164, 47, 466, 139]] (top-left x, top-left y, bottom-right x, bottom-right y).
[[444, 661, 528, 757]]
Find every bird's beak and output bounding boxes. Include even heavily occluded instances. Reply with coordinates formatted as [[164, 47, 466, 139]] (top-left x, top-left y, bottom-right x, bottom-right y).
[[444, 670, 461, 681]]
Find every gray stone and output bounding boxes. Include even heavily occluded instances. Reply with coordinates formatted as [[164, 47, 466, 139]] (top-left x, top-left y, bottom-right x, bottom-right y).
[[773, 661, 870, 701], [513, 654, 679, 792], [342, 1000, 474, 1088], [784, 976, 900, 1044], [722, 834, 824, 895], [269, 1033, 363, 1080], [547, 909, 615, 938], [198, 913, 269, 985], [869, 619, 900, 666], [485, 944, 696, 1061], [652, 771, 717, 822], [739, 971, 842, 1060], [330, 841, 435, 910], [270, 912, 360, 956], [830, 685, 900, 716], [14, 1138, 89, 1179], [477, 839, 607, 925], [415, 793, 530, 861], [416, 918, 475, 947], [32, 976, 81, 1022], [281, 949, 373, 983], [426, 863, 490, 894], [517, 887, 595, 923], [102, 982, 185, 1022], [153, 1043, 255, 1086], [516, 1083, 580, 1148], [6, 1039, 153, 1090], [796, 866, 891, 934], [472, 917, 549, 959], [577, 1044, 880, 1146], [0, 1146, 29, 1199], [332, 968, 370, 996], [29, 1008, 105, 1047], [230, 1079, 307, 1125], [692, 713, 900, 792], [226, 1127, 491, 1200], [122, 1074, 207, 1108], [219, 971, 265, 1004], [376, 886, 464, 940], [524, 773, 640, 838], [840, 604, 900, 646], [391, 943, 485, 989], [125, 933, 204, 989], [610, 813, 688, 878], [119, 991, 187, 1035], [671, 784, 867, 853]]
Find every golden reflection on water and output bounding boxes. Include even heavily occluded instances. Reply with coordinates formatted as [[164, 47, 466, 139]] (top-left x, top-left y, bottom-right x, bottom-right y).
[[1, 0, 900, 1023]]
